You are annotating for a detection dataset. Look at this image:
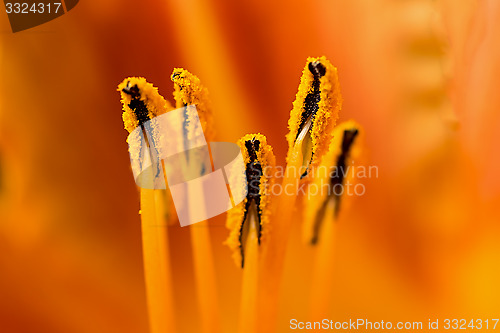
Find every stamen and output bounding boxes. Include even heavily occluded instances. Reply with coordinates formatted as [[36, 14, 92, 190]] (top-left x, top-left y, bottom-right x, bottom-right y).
[[170, 69, 222, 333], [295, 61, 326, 142], [118, 77, 172, 133], [304, 121, 362, 245], [118, 77, 176, 225], [226, 134, 276, 268], [171, 68, 214, 141], [286, 56, 343, 179], [118, 77, 177, 333]]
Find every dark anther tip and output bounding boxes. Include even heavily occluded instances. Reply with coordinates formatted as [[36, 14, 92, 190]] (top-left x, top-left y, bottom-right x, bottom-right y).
[[245, 138, 261, 161], [171, 71, 183, 81], [345, 128, 359, 137], [122, 83, 140, 99], [245, 138, 261, 153], [308, 61, 326, 78], [341, 128, 359, 153]]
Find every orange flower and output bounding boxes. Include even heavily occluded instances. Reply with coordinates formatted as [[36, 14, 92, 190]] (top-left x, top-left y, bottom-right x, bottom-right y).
[[1, 1, 499, 332]]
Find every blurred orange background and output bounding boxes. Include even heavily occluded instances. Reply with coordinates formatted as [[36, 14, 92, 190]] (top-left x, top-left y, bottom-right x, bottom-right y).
[[1, 0, 500, 332]]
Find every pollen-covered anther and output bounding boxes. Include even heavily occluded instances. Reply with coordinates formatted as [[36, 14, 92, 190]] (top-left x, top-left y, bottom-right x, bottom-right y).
[[303, 120, 362, 245], [117, 77, 172, 133], [170, 68, 214, 141], [225, 134, 276, 268], [286, 56, 343, 179]]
